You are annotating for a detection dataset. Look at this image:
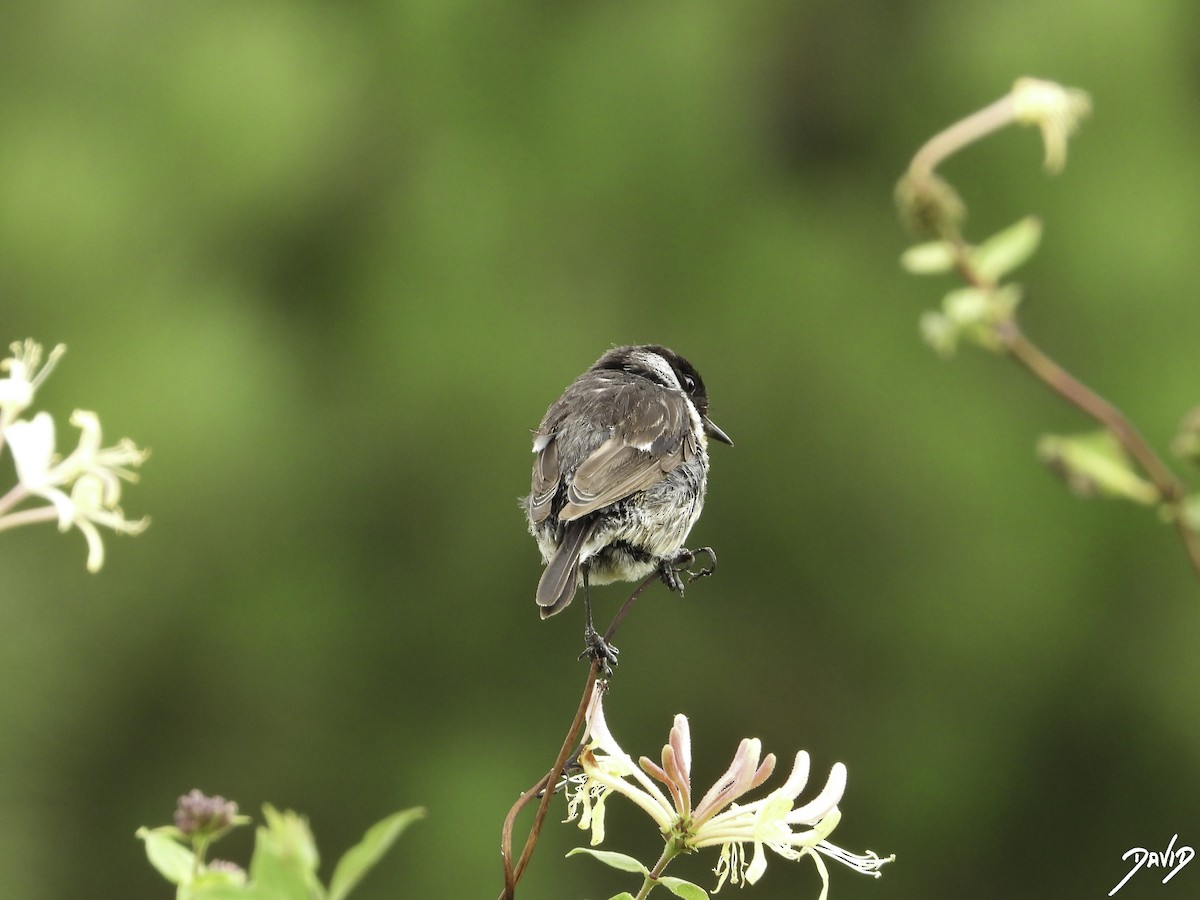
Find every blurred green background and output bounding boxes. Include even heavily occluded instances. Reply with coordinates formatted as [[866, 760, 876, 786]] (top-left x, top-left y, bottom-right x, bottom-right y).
[[3, 1, 1199, 898]]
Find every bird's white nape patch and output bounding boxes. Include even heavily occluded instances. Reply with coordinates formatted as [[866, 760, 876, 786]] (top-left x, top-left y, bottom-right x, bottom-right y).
[[532, 433, 552, 452], [629, 349, 681, 391]]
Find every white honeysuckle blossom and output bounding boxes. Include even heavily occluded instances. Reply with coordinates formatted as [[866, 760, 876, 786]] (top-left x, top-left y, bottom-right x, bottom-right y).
[[0, 339, 65, 429], [2, 410, 149, 571], [0, 340, 149, 572], [567, 683, 893, 896], [1010, 77, 1092, 174]]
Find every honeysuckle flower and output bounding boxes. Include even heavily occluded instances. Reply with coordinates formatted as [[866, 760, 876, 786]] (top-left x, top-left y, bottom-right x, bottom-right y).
[[1010, 77, 1092, 173], [0, 339, 65, 429], [567, 683, 894, 896], [2, 408, 149, 571]]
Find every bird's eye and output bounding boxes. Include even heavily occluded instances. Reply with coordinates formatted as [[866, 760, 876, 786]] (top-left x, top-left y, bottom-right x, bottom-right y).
[[681, 374, 697, 393]]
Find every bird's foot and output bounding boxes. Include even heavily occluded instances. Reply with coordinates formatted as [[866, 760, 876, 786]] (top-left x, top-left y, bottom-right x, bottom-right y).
[[660, 546, 718, 594], [579, 625, 620, 676]]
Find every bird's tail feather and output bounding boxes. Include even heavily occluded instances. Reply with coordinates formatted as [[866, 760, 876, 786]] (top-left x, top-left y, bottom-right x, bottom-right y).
[[537, 520, 595, 618]]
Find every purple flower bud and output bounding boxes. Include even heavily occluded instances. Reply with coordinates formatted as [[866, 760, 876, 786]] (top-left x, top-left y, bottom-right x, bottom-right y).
[[174, 789, 239, 836]]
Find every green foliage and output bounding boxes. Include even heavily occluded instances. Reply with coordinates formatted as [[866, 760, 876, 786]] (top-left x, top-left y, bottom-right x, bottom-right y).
[[1038, 431, 1159, 505], [137, 827, 200, 888], [968, 216, 1042, 283], [328, 808, 426, 900], [1182, 494, 1200, 533], [899, 240, 957, 275], [567, 847, 650, 876], [919, 285, 1022, 356], [566, 848, 709, 899], [902, 215, 1039, 356], [657, 876, 709, 899], [898, 76, 1200, 587], [138, 803, 424, 900]]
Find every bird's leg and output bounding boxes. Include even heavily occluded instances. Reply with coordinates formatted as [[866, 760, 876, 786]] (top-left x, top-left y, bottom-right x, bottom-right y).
[[659, 546, 718, 594], [578, 567, 619, 675]]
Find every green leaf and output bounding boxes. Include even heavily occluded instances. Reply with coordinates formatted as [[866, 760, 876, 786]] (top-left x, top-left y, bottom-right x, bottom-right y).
[[919, 310, 958, 357], [1037, 431, 1160, 505], [137, 826, 197, 886], [249, 807, 324, 900], [606, 894, 638, 900], [186, 864, 254, 898], [1181, 494, 1200, 532], [247, 844, 316, 900], [259, 805, 321, 873], [899, 240, 957, 275], [1171, 406, 1200, 466], [191, 869, 247, 889], [938, 284, 1022, 353], [190, 886, 269, 900], [970, 215, 1042, 282], [659, 876, 709, 899], [566, 847, 649, 875], [328, 807, 426, 900], [941, 287, 990, 326]]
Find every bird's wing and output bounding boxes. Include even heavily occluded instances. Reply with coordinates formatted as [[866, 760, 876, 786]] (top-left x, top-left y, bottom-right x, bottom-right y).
[[528, 433, 560, 525], [558, 386, 696, 521]]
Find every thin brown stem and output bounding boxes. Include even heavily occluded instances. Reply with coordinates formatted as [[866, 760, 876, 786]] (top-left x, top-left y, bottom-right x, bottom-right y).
[[1172, 513, 1200, 581], [499, 663, 599, 900], [998, 323, 1181, 498], [909, 94, 1017, 177], [997, 321, 1200, 579], [603, 569, 662, 643], [498, 569, 661, 899]]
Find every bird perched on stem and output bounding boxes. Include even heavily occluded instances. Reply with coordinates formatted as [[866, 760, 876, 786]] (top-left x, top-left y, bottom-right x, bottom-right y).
[[522, 345, 732, 669]]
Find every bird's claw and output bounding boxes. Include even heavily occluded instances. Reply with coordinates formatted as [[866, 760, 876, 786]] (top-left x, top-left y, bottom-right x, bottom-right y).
[[660, 546, 718, 594], [580, 626, 620, 676]]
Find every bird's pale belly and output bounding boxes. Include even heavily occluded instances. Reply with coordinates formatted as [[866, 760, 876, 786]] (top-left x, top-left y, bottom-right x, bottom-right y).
[[534, 464, 707, 587]]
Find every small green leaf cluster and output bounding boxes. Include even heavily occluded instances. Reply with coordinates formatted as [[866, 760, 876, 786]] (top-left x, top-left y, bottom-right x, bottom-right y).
[[138, 797, 424, 900], [901, 216, 1042, 356]]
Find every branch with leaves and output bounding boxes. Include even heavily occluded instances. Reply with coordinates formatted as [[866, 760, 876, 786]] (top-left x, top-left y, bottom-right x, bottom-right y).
[[895, 77, 1200, 580]]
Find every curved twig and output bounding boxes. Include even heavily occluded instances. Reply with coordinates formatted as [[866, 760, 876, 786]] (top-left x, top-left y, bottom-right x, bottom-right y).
[[498, 568, 662, 899]]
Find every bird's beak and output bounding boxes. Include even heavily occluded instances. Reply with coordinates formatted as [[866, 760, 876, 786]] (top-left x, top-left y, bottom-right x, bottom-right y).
[[704, 417, 733, 446]]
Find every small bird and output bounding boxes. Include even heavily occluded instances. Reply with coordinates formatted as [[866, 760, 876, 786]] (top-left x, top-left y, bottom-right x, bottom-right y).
[[522, 344, 732, 667]]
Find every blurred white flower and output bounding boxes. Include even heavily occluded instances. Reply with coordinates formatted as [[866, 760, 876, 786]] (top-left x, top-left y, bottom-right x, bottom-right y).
[[2, 409, 149, 571], [0, 339, 65, 429], [1011, 77, 1092, 173], [567, 683, 894, 896]]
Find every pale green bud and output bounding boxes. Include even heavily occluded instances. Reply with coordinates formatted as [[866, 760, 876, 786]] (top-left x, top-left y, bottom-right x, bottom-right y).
[[900, 240, 958, 275], [970, 216, 1043, 283], [1037, 431, 1160, 505]]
